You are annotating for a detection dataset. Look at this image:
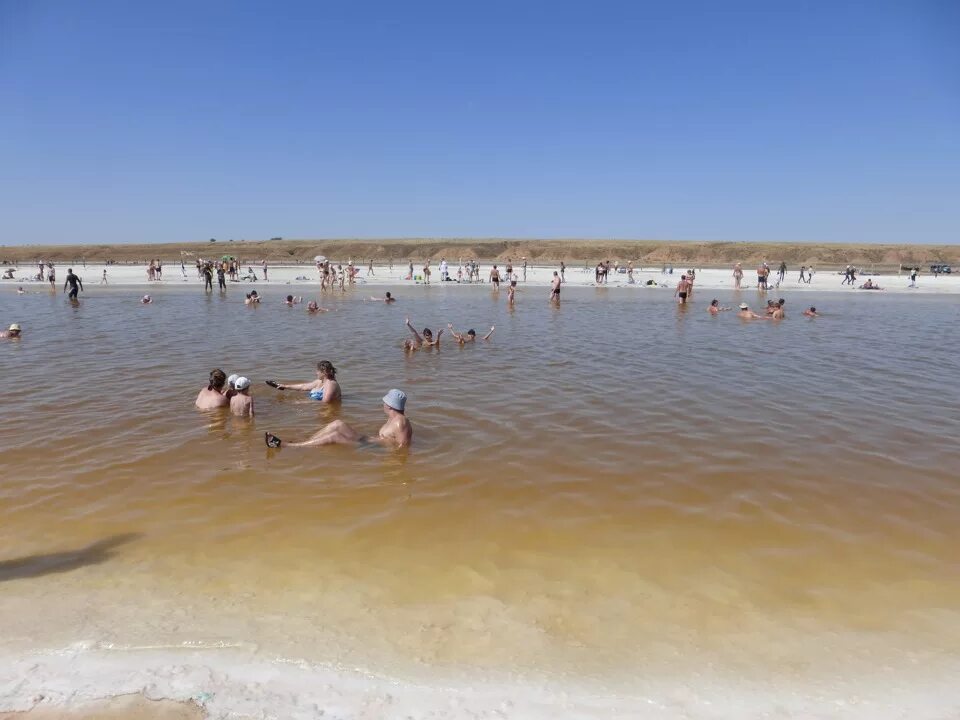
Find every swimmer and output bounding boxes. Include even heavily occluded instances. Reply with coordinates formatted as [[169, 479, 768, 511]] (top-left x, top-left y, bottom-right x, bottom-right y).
[[803, 306, 819, 317], [403, 317, 442, 350], [737, 302, 767, 320], [229, 376, 254, 417], [306, 301, 330, 313], [265, 360, 341, 404], [771, 299, 786, 319], [265, 389, 412, 449], [447, 323, 495, 343], [244, 290, 261, 305], [1, 323, 22, 339], [284, 295, 302, 306], [17, 286, 25, 295], [368, 292, 396, 303], [140, 294, 152, 304], [708, 299, 730, 314], [195, 369, 230, 410]]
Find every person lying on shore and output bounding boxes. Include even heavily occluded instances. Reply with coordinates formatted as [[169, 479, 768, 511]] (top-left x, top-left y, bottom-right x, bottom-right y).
[[737, 303, 768, 320], [708, 299, 730, 314], [264, 360, 341, 403], [404, 318, 442, 350], [368, 292, 396, 303], [0, 323, 21, 339], [195, 369, 230, 410], [265, 389, 411, 449], [447, 323, 495, 343], [230, 377, 254, 417], [803, 307, 819, 317]]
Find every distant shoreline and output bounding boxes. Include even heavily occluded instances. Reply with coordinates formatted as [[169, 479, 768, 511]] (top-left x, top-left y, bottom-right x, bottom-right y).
[[1, 238, 958, 271]]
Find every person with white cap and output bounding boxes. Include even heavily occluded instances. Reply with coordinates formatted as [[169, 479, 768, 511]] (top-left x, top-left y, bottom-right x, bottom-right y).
[[737, 302, 766, 320], [140, 294, 152, 304], [224, 373, 240, 400], [265, 389, 412, 449], [1, 323, 22, 339], [230, 376, 254, 417]]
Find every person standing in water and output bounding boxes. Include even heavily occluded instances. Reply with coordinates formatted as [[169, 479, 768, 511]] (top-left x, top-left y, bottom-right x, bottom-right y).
[[265, 360, 342, 404], [262, 260, 268, 281], [229, 376, 254, 417], [675, 274, 691, 304], [265, 389, 412, 449], [195, 369, 230, 410], [550, 271, 562, 304], [733, 262, 743, 289], [489, 265, 501, 290], [560, 261, 566, 283], [62, 268, 82, 300]]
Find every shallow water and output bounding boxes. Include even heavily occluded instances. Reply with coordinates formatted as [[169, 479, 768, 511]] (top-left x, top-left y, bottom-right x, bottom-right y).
[[1, 284, 959, 715]]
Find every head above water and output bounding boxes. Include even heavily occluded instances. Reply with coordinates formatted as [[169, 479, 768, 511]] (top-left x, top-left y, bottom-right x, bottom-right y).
[[422, 328, 433, 339], [286, 295, 294, 302], [208, 368, 227, 391], [316, 360, 336, 379], [710, 299, 719, 306], [382, 388, 406, 413], [739, 303, 749, 310], [467, 329, 476, 337], [385, 292, 392, 299]]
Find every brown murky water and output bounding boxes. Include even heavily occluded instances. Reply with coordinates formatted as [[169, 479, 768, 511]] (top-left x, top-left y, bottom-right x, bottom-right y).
[[1, 285, 959, 714]]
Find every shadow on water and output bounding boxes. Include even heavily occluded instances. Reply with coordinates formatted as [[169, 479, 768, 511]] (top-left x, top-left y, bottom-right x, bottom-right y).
[[0, 533, 142, 583]]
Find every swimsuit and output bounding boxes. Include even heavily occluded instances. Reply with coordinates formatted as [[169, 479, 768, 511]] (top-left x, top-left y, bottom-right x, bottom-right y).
[[308, 388, 325, 401]]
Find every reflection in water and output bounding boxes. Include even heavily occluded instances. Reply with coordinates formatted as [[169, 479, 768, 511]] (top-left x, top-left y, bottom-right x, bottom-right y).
[[0, 286, 959, 697]]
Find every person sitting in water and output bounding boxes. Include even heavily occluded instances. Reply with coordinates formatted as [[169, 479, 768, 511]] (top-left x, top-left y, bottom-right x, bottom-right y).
[[283, 294, 302, 305], [244, 290, 261, 305], [17, 286, 25, 295], [0, 323, 22, 339], [229, 376, 254, 417], [737, 303, 767, 320], [447, 323, 495, 343], [140, 294, 152, 304], [771, 298, 786, 319], [369, 291, 396, 303], [195, 369, 230, 410], [765, 299, 778, 315], [265, 360, 341, 404], [803, 306, 819, 317], [403, 317, 442, 350], [265, 389, 412, 449], [708, 299, 730, 314], [306, 300, 330, 313]]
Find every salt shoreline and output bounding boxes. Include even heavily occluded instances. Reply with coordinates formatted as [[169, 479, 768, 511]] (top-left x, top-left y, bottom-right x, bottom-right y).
[[5, 263, 958, 294]]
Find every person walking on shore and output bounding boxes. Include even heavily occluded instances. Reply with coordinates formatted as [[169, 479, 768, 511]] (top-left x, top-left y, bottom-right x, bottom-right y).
[[522, 258, 528, 281], [100, 269, 108, 285], [777, 261, 786, 283], [733, 263, 743, 289], [367, 259, 375, 277], [798, 266, 807, 283], [560, 261, 566, 283]]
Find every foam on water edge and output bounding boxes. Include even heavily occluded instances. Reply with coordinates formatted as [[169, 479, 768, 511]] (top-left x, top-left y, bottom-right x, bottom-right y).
[[2, 643, 959, 719]]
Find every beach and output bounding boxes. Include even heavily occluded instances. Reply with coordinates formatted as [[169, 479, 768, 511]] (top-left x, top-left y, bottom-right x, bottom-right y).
[[2, 280, 959, 719]]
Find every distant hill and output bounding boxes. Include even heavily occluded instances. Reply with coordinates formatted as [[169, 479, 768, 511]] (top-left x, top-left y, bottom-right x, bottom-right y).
[[1, 238, 957, 270]]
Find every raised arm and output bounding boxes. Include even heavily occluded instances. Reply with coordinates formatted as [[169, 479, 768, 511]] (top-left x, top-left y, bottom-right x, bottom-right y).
[[447, 323, 465, 342], [482, 325, 495, 340], [405, 318, 423, 343]]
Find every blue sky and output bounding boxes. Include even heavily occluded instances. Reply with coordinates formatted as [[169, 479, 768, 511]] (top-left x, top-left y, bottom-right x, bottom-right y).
[[1, 0, 958, 245]]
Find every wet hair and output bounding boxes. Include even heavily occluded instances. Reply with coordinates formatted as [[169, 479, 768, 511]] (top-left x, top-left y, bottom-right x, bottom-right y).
[[385, 292, 392, 299], [467, 329, 476, 336], [810, 307, 816, 312], [317, 360, 336, 378], [710, 299, 718, 306], [208, 368, 227, 391], [423, 328, 433, 339], [286, 294, 294, 302], [245, 293, 251, 299], [778, 298, 785, 306]]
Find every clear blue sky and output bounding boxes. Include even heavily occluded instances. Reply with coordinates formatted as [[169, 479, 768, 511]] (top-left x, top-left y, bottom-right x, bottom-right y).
[[1, 0, 958, 245]]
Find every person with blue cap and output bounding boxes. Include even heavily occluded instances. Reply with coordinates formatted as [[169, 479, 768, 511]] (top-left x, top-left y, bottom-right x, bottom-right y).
[[265, 389, 412, 449]]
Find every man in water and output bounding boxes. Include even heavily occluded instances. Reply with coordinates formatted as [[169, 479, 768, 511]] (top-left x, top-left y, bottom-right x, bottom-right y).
[[265, 360, 342, 404], [230, 376, 254, 417], [0, 323, 22, 339], [708, 299, 730, 314], [803, 306, 819, 317], [62, 268, 83, 300], [140, 295, 152, 304], [217, 264, 227, 291], [737, 302, 766, 319], [265, 389, 412, 449], [403, 317, 442, 350], [368, 292, 396, 303], [550, 271, 561, 303], [195, 369, 230, 410], [202, 263, 213, 292], [447, 323, 495, 343], [489, 264, 501, 290], [771, 298, 786, 319], [675, 274, 691, 304]]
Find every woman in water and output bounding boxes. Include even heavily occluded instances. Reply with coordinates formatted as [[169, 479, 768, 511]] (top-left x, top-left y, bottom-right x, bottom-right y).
[[265, 360, 342, 404]]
